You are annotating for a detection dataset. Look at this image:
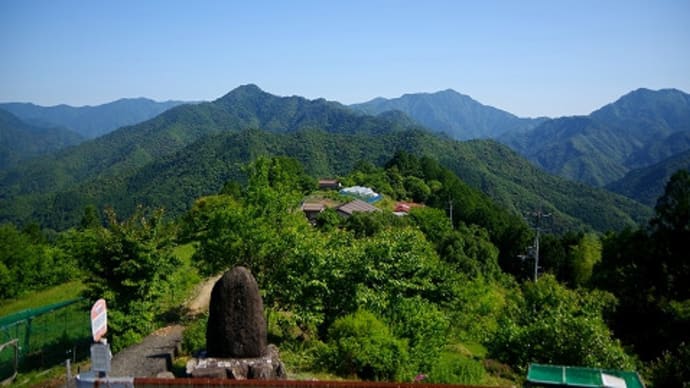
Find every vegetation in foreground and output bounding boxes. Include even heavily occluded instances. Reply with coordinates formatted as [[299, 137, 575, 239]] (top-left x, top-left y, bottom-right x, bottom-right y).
[[1, 156, 688, 386]]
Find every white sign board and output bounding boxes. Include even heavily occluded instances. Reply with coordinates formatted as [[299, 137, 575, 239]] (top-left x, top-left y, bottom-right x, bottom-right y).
[[90, 342, 112, 373], [91, 299, 107, 342]]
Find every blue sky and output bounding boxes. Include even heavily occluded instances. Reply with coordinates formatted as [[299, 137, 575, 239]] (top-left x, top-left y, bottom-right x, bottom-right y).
[[1, 1, 689, 117]]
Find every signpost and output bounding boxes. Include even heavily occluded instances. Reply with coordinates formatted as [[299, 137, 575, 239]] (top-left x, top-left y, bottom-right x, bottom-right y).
[[89, 299, 111, 375], [90, 299, 107, 342]]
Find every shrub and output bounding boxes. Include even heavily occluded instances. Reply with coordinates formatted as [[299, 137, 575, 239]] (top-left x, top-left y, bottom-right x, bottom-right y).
[[427, 351, 486, 384], [182, 315, 207, 355], [325, 310, 408, 381]]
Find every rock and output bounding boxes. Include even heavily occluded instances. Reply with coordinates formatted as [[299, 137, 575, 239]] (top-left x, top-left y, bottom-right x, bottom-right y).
[[274, 360, 288, 380], [191, 366, 227, 379], [227, 363, 249, 380], [249, 363, 274, 380], [155, 371, 175, 379], [206, 266, 267, 358]]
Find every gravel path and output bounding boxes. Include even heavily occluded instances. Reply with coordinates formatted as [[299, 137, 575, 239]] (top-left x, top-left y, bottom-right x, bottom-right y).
[[109, 325, 185, 377], [100, 274, 221, 378]]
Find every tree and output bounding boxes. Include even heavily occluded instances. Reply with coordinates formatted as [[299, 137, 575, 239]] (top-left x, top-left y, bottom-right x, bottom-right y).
[[568, 233, 602, 286], [488, 275, 633, 372], [84, 207, 180, 350], [649, 169, 690, 299], [595, 169, 690, 361]]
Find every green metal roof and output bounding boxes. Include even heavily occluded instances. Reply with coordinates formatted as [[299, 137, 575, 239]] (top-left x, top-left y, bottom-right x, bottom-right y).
[[527, 364, 645, 388]]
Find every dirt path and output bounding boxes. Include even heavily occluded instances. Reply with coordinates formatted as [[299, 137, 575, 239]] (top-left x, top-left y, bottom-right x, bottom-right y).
[[108, 274, 221, 377], [186, 274, 222, 316]]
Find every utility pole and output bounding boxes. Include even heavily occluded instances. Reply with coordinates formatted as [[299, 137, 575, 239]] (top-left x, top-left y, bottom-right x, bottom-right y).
[[530, 210, 551, 282]]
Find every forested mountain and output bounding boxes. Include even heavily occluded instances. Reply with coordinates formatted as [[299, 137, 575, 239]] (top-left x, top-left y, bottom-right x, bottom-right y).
[[0, 97, 650, 233], [0, 98, 186, 139], [0, 85, 417, 202], [501, 88, 690, 186], [606, 150, 690, 206], [356, 88, 690, 188], [0, 108, 83, 170], [351, 89, 546, 139]]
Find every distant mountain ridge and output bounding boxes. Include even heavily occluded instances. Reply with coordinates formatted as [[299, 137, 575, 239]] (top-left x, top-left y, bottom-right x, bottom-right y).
[[0, 98, 187, 139], [351, 89, 547, 139], [356, 87, 690, 188], [502, 88, 690, 186], [0, 108, 83, 170], [0, 85, 650, 233]]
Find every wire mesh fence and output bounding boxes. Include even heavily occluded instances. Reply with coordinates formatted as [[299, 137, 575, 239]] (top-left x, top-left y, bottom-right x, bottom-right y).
[[0, 298, 91, 382]]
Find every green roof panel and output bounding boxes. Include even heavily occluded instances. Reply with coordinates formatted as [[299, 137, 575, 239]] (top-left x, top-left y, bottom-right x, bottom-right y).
[[526, 364, 645, 388]]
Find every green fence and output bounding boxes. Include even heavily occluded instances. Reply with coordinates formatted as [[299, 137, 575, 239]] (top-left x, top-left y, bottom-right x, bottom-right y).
[[0, 298, 91, 382]]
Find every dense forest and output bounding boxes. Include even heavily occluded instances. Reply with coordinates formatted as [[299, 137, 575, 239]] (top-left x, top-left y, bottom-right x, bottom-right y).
[[1, 155, 687, 386]]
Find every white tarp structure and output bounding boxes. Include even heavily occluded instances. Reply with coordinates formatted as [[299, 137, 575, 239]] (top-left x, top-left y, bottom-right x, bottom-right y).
[[340, 186, 379, 199]]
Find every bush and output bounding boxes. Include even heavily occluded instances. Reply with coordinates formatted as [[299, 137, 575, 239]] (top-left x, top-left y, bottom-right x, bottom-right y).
[[182, 315, 207, 355], [385, 297, 449, 373], [427, 351, 486, 384], [648, 342, 690, 388], [325, 310, 408, 381]]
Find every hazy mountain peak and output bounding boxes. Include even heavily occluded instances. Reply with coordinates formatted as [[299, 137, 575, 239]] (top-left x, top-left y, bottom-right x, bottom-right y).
[[351, 89, 542, 140]]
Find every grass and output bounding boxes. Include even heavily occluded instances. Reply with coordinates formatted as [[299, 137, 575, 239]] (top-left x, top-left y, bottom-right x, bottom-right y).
[[0, 281, 86, 317]]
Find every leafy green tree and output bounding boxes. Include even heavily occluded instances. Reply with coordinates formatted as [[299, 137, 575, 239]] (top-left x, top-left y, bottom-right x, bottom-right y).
[[409, 207, 500, 279], [384, 296, 449, 374], [84, 207, 180, 350], [488, 275, 633, 372], [595, 170, 690, 361], [403, 176, 431, 203], [649, 169, 690, 299], [568, 233, 602, 286]]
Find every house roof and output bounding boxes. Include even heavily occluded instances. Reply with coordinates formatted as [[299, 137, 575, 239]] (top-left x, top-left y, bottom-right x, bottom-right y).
[[336, 199, 379, 216], [394, 202, 423, 213], [301, 203, 325, 212]]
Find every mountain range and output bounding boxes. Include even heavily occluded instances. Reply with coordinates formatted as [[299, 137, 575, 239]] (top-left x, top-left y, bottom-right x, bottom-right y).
[[0, 98, 186, 139], [0, 85, 651, 233], [351, 89, 547, 140], [354, 88, 690, 187]]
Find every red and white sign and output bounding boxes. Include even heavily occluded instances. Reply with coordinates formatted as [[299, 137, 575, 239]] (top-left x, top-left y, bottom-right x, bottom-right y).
[[90, 299, 108, 342]]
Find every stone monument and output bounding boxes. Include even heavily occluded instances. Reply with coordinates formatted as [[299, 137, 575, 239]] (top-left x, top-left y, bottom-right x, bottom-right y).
[[186, 266, 287, 380], [206, 266, 267, 358]]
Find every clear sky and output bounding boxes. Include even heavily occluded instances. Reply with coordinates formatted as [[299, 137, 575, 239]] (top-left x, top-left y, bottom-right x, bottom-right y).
[[1, 0, 689, 117]]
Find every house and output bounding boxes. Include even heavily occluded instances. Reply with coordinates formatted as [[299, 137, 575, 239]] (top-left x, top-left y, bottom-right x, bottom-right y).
[[318, 179, 341, 190], [394, 202, 423, 213], [336, 199, 380, 217], [301, 202, 325, 221]]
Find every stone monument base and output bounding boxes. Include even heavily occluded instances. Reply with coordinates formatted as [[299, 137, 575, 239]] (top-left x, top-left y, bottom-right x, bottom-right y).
[[186, 344, 287, 380]]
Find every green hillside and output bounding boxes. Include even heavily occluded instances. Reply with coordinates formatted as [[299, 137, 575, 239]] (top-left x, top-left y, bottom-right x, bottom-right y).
[[0, 109, 83, 170], [607, 150, 690, 206]]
